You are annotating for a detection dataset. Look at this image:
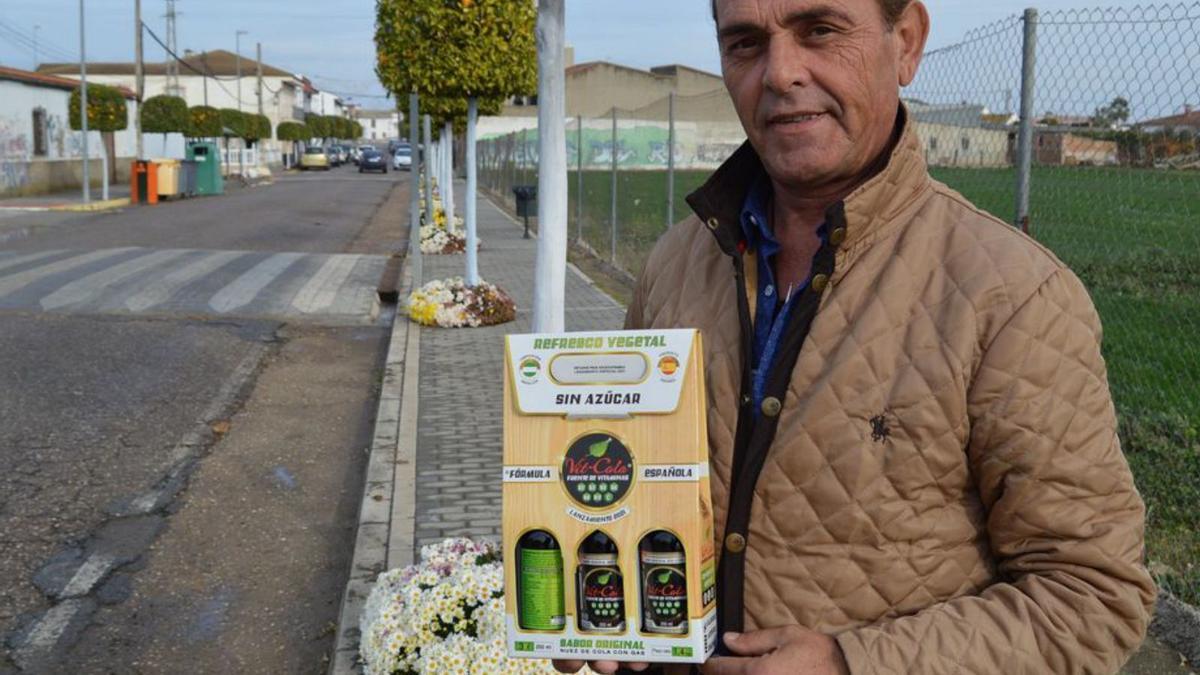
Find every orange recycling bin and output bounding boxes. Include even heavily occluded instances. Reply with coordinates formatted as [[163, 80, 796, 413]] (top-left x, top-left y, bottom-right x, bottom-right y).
[[131, 160, 159, 205]]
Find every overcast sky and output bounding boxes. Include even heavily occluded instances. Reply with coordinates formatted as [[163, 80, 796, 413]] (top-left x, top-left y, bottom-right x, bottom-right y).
[[0, 0, 1154, 110]]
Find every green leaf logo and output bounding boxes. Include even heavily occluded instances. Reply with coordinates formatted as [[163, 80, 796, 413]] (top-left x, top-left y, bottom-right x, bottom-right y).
[[657, 571, 672, 584], [595, 572, 612, 585], [588, 438, 612, 458]]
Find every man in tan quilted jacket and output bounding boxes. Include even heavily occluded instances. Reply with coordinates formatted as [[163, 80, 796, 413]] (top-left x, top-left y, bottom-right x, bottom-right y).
[[555, 0, 1156, 674]]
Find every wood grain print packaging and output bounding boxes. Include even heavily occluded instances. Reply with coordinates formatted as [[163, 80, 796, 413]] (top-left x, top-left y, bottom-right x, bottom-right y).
[[503, 329, 717, 663]]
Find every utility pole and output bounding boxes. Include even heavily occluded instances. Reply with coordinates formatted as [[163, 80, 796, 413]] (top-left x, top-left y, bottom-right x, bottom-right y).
[[235, 30, 247, 111], [164, 0, 179, 96], [79, 0, 90, 203], [255, 42, 263, 116], [134, 0, 144, 160]]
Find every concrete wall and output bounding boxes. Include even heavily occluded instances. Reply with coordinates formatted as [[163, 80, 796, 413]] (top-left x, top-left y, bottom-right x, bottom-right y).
[[916, 122, 1011, 168], [1, 78, 139, 197]]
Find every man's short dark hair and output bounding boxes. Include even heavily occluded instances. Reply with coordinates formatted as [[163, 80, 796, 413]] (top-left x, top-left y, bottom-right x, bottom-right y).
[[710, 0, 912, 27]]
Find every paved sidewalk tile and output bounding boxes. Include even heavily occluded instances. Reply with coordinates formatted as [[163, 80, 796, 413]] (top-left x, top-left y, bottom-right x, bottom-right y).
[[414, 190, 626, 550]]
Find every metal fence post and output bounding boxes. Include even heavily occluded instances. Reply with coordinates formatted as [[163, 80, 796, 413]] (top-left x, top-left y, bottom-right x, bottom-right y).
[[667, 92, 676, 230], [611, 107, 618, 265], [576, 115, 583, 243], [1014, 7, 1038, 232]]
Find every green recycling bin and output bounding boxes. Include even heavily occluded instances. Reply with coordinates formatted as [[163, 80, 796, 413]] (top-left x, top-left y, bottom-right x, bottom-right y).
[[186, 141, 224, 196]]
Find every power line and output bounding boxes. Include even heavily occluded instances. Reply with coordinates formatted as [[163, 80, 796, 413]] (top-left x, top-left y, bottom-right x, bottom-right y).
[[141, 23, 239, 82], [0, 20, 76, 63]]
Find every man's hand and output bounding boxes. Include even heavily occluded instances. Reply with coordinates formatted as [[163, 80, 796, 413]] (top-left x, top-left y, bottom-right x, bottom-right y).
[[553, 660, 691, 674], [702, 626, 850, 675]]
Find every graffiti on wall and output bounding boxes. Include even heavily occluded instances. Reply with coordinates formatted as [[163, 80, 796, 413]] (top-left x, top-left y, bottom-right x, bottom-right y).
[[0, 115, 31, 191]]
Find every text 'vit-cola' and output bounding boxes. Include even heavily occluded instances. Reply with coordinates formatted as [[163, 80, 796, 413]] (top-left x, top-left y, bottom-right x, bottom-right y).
[[516, 530, 566, 631], [576, 531, 626, 633], [640, 530, 689, 635]]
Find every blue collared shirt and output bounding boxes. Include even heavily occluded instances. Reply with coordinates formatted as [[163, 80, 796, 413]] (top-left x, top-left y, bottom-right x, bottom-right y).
[[740, 179, 828, 416]]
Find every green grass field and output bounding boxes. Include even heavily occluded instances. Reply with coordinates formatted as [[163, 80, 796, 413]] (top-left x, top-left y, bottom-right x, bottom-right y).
[[490, 164, 1200, 603]]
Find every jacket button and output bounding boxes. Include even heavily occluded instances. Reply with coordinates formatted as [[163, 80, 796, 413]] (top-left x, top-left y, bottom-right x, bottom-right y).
[[811, 274, 829, 293], [725, 532, 747, 554], [830, 227, 847, 246], [705, 217, 720, 231], [761, 396, 782, 418]]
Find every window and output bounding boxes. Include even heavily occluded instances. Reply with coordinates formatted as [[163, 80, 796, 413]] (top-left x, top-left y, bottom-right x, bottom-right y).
[[32, 107, 48, 157], [929, 137, 938, 151], [961, 136, 971, 151]]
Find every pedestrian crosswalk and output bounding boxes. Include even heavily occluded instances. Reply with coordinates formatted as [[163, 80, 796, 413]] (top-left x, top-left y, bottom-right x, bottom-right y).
[[0, 247, 388, 323]]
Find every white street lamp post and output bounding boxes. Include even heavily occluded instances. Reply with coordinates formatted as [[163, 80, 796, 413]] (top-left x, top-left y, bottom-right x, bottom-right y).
[[532, 0, 567, 332]]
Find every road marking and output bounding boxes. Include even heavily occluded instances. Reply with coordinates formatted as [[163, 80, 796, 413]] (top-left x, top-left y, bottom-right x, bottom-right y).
[[208, 252, 304, 313], [40, 249, 190, 310], [60, 554, 115, 598], [0, 248, 136, 299], [123, 250, 245, 312], [0, 249, 63, 274], [291, 254, 363, 314], [13, 599, 86, 667]]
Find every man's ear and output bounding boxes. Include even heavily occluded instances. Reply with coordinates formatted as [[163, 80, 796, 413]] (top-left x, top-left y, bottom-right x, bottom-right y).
[[894, 1, 931, 87]]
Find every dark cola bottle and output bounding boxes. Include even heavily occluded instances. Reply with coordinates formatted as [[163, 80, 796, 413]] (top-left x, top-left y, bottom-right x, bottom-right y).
[[516, 530, 566, 631], [639, 530, 688, 635], [576, 531, 626, 633]]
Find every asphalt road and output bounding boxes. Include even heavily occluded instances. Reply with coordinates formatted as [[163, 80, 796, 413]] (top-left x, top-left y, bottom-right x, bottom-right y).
[[0, 165, 407, 673]]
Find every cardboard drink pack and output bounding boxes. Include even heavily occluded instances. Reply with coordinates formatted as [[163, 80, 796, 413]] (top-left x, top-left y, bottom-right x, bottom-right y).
[[502, 329, 717, 664]]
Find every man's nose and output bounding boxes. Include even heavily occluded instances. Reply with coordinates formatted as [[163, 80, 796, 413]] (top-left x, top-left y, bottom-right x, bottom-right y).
[[761, 34, 813, 95]]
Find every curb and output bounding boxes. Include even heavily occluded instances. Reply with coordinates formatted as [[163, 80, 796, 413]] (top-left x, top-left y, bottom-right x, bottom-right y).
[[329, 260, 419, 675], [0, 198, 129, 213], [1151, 591, 1200, 668]]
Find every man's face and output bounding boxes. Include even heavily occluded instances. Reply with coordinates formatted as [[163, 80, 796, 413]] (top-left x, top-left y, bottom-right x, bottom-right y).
[[715, 0, 926, 191]]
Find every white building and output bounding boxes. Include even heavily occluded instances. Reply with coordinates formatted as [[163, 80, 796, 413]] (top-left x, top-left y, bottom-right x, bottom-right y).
[[310, 90, 345, 117], [38, 50, 312, 166], [356, 109, 401, 142], [1, 65, 139, 197]]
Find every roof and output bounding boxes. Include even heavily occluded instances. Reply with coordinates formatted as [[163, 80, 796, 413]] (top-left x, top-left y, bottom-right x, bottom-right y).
[[649, 64, 722, 80], [356, 109, 398, 119], [1138, 108, 1200, 129], [38, 50, 293, 79], [0, 64, 136, 98]]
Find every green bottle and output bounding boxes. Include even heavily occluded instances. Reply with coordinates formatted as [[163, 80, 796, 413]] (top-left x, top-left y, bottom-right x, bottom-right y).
[[517, 530, 566, 631]]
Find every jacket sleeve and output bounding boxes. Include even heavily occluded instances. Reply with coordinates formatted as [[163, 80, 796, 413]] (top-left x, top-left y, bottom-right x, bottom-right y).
[[836, 268, 1156, 675]]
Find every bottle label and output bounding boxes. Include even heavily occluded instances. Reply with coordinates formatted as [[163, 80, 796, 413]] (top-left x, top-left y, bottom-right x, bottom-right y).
[[643, 564, 688, 634], [579, 565, 626, 632], [518, 548, 565, 631]]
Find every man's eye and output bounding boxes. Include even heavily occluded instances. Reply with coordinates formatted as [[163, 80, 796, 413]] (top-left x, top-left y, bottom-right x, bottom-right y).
[[809, 25, 837, 38], [725, 37, 760, 54]]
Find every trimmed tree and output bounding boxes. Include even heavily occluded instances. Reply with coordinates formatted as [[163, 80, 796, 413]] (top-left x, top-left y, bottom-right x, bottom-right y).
[[277, 121, 310, 166], [70, 84, 128, 183], [188, 105, 222, 138], [376, 0, 536, 289], [306, 113, 332, 143], [141, 94, 188, 138]]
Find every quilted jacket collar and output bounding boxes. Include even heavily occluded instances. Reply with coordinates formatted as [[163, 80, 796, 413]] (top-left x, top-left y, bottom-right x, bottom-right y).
[[686, 104, 931, 261]]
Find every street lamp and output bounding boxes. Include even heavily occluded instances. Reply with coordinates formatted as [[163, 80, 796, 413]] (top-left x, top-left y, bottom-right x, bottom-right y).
[[235, 29, 248, 111]]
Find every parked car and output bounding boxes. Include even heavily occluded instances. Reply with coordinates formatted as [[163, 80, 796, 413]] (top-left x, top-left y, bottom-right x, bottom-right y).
[[336, 145, 352, 164], [325, 146, 343, 167], [353, 145, 376, 165], [359, 150, 388, 174], [300, 146, 330, 171], [392, 145, 413, 171]]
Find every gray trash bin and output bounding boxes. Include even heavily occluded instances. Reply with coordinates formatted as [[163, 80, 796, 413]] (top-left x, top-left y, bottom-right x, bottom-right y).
[[180, 160, 199, 197]]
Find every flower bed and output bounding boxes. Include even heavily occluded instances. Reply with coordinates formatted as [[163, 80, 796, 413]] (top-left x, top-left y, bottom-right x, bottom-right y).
[[407, 278, 516, 328], [419, 223, 469, 255], [360, 538, 568, 674]]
